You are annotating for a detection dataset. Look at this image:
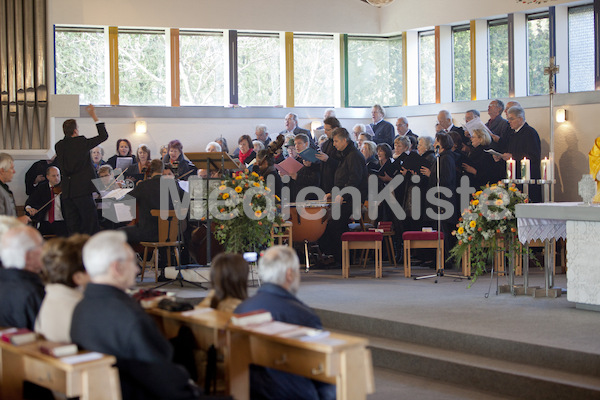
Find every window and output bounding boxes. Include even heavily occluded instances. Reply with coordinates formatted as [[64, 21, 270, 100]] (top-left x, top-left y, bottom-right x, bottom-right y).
[[452, 25, 471, 101], [179, 31, 224, 106], [527, 13, 550, 96], [488, 19, 509, 99], [569, 5, 595, 92], [419, 31, 435, 104], [293, 34, 335, 106], [118, 29, 166, 105], [347, 35, 403, 107], [55, 27, 107, 104], [237, 33, 280, 106]]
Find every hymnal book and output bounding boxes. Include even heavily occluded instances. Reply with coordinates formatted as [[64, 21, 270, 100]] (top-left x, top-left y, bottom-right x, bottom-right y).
[[275, 157, 304, 176], [1, 328, 37, 345], [60, 352, 104, 365], [298, 147, 319, 163], [230, 310, 273, 326], [40, 343, 78, 357]]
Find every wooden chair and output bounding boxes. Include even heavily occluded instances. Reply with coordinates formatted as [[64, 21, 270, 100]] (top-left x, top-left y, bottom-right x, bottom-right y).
[[341, 231, 383, 278], [402, 231, 444, 278], [139, 210, 183, 282]]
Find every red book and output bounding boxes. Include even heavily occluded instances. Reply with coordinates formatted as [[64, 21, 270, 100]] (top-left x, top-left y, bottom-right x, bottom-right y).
[[1, 328, 37, 345]]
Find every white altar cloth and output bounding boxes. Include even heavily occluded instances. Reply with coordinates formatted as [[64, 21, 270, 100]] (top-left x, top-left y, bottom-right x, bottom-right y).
[[515, 202, 600, 308]]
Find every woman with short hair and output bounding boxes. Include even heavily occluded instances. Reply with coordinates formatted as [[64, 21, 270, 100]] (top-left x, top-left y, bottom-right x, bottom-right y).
[[162, 140, 197, 180]]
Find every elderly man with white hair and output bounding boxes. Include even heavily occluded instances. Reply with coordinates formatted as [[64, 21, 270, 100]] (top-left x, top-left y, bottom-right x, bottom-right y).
[[234, 246, 335, 400], [71, 231, 203, 400], [0, 225, 45, 329]]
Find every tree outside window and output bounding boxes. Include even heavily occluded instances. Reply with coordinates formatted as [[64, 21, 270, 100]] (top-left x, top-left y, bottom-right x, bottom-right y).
[[55, 27, 106, 105], [527, 14, 550, 96], [348, 36, 402, 107], [238, 34, 280, 106], [419, 31, 435, 104], [179, 32, 224, 106], [488, 20, 509, 99], [453, 26, 471, 102], [118, 30, 166, 105]]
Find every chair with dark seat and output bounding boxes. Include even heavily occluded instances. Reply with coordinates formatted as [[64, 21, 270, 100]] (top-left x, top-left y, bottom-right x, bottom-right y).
[[341, 231, 383, 278], [402, 231, 444, 278]]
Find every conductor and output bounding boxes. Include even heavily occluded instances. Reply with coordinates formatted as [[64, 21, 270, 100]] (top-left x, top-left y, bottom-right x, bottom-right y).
[[55, 105, 108, 235]]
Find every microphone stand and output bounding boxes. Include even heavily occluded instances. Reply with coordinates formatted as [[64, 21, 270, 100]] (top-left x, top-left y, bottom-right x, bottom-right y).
[[415, 146, 467, 283]]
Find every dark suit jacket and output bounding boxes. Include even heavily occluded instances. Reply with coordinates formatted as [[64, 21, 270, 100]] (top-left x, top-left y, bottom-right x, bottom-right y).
[[55, 123, 109, 199], [25, 181, 58, 222], [0, 268, 45, 330], [71, 283, 198, 400], [370, 120, 395, 147], [319, 138, 339, 194], [235, 283, 334, 400], [24, 159, 57, 195], [505, 123, 542, 202]]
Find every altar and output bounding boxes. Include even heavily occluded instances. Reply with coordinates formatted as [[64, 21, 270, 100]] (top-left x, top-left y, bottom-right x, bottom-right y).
[[516, 202, 600, 310]]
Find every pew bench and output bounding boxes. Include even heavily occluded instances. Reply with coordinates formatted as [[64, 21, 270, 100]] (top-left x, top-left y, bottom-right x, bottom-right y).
[[0, 337, 120, 400]]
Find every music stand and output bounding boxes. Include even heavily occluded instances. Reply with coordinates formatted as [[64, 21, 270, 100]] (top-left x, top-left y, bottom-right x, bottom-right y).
[[185, 152, 240, 265], [415, 148, 468, 283]]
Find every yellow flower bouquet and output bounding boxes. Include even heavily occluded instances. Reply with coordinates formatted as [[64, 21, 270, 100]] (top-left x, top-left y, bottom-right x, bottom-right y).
[[450, 182, 529, 282], [212, 170, 282, 253]]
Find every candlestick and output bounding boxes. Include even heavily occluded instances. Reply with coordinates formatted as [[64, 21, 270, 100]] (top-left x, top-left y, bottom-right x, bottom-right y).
[[520, 157, 531, 181], [507, 158, 516, 180]]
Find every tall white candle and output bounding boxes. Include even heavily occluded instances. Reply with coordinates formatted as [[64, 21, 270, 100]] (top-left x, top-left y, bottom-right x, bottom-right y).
[[541, 157, 550, 180], [520, 157, 531, 180], [507, 158, 516, 180]]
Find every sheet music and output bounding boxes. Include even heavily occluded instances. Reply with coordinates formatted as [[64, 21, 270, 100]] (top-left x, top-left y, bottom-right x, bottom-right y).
[[102, 188, 133, 200], [113, 203, 134, 222], [116, 157, 133, 171]]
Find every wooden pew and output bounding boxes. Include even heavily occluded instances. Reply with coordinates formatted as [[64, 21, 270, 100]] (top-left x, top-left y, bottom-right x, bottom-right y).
[[0, 338, 120, 400], [147, 307, 374, 400], [227, 323, 374, 400]]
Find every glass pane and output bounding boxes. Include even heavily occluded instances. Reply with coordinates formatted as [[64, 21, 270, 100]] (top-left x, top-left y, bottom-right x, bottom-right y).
[[347, 37, 403, 107], [118, 31, 166, 105], [179, 34, 224, 106], [569, 5, 595, 92], [488, 22, 509, 99], [238, 35, 280, 106], [527, 16, 549, 96], [55, 29, 107, 104], [453, 28, 471, 101], [293, 36, 334, 106], [419, 33, 435, 104]]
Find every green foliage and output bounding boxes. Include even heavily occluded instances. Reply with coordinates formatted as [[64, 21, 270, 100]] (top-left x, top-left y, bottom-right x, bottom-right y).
[[527, 17, 550, 96], [453, 29, 471, 102], [238, 36, 280, 106], [118, 32, 166, 105], [419, 34, 435, 104], [294, 37, 334, 106], [347, 37, 403, 107], [55, 30, 106, 104], [179, 34, 224, 105], [212, 170, 282, 254], [489, 23, 509, 99]]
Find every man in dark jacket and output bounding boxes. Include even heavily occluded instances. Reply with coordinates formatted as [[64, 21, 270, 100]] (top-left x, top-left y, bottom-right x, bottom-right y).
[[322, 127, 368, 263], [55, 105, 108, 235], [71, 231, 201, 400], [234, 246, 335, 400], [0, 225, 45, 330]]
